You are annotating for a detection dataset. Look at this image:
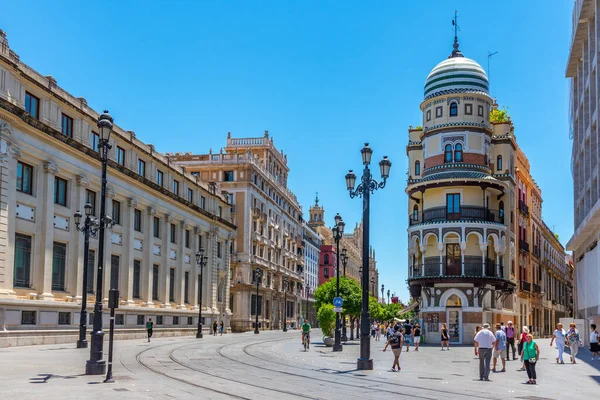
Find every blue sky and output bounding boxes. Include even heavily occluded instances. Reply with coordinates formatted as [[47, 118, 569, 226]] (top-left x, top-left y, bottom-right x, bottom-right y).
[[2, 1, 574, 302]]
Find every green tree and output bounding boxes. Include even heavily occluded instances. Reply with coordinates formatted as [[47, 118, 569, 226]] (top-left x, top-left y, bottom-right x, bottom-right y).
[[368, 296, 384, 321], [489, 106, 510, 123], [317, 304, 336, 337], [314, 277, 363, 338]]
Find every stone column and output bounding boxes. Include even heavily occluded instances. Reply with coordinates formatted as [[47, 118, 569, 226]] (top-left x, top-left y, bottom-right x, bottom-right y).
[[0, 134, 19, 298], [224, 236, 232, 313], [419, 244, 426, 276], [191, 227, 200, 310], [438, 243, 444, 276], [37, 161, 58, 300], [208, 227, 218, 310], [102, 187, 115, 302], [480, 243, 487, 277], [141, 206, 156, 306], [460, 241, 467, 276], [71, 175, 89, 301], [159, 214, 172, 308], [121, 197, 136, 305], [175, 220, 186, 309]]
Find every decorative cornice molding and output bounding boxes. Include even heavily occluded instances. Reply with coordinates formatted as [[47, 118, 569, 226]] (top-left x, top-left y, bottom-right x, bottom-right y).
[[127, 197, 137, 207], [76, 175, 90, 188], [43, 161, 58, 175]]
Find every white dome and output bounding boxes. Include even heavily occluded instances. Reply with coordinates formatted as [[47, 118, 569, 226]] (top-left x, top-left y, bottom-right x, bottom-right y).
[[424, 57, 488, 99]]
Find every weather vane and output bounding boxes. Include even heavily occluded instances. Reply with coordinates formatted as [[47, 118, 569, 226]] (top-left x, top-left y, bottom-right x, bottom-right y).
[[452, 10, 460, 40], [315, 191, 319, 206]]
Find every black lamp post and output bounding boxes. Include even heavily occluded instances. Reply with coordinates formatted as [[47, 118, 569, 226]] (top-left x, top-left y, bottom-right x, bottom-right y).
[[74, 203, 99, 349], [381, 284, 385, 304], [345, 142, 391, 371], [282, 277, 288, 332], [254, 269, 263, 334], [196, 249, 208, 338], [387, 289, 390, 305], [305, 284, 310, 324], [86, 110, 115, 376], [332, 213, 345, 352], [341, 249, 348, 342], [371, 278, 375, 298]]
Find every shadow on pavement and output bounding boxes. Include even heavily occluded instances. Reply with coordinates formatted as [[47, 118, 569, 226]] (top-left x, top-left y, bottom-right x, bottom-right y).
[[29, 373, 80, 383]]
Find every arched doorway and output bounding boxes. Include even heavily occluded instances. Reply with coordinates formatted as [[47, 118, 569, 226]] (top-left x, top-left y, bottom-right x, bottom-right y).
[[446, 294, 463, 343]]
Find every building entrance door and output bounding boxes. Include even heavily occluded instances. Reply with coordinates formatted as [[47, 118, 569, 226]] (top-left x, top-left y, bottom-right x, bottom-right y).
[[447, 309, 462, 343]]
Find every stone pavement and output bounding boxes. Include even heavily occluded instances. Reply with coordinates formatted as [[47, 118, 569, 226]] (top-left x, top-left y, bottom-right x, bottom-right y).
[[0, 330, 598, 399]]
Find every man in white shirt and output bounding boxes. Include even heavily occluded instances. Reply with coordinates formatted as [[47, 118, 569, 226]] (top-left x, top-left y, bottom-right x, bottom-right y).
[[474, 323, 496, 381]]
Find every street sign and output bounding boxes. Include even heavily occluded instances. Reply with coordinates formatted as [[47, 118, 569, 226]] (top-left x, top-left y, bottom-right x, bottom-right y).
[[333, 307, 343, 313], [333, 297, 343, 307]]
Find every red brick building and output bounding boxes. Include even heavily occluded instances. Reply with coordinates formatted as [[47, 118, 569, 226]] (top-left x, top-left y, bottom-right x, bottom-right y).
[[318, 244, 337, 285]]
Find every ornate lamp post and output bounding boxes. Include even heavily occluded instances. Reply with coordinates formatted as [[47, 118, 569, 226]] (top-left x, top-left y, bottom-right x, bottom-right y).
[[341, 250, 349, 342], [282, 277, 289, 332], [74, 203, 99, 349], [254, 269, 263, 334], [381, 284, 385, 304], [196, 249, 208, 338], [332, 213, 345, 352], [345, 142, 391, 371], [86, 110, 115, 376], [371, 278, 375, 298], [387, 289, 391, 305]]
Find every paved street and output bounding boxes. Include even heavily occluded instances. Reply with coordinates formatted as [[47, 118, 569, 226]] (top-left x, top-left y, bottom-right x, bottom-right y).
[[0, 330, 598, 399]]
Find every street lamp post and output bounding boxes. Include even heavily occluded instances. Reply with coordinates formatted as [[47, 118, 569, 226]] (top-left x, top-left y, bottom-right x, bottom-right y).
[[305, 285, 310, 324], [381, 284, 385, 304], [332, 213, 345, 352], [341, 249, 348, 342], [345, 142, 391, 371], [371, 278, 375, 298], [282, 277, 288, 332], [387, 289, 390, 305], [86, 110, 115, 376], [74, 203, 99, 349], [254, 269, 263, 334], [196, 249, 208, 338]]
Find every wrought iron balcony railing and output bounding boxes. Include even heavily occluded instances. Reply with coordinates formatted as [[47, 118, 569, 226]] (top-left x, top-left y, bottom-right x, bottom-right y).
[[409, 206, 503, 226]]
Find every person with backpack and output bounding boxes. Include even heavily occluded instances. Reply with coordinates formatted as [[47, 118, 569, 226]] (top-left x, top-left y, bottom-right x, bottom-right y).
[[403, 320, 413, 351], [146, 318, 154, 342], [383, 324, 404, 372]]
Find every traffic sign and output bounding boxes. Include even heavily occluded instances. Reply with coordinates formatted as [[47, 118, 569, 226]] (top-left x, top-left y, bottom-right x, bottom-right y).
[[333, 307, 343, 313], [333, 297, 343, 307]]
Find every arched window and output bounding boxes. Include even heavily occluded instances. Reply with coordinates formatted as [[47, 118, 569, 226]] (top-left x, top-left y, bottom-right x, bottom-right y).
[[413, 204, 419, 221], [454, 143, 463, 162], [444, 144, 453, 163], [499, 200, 504, 222], [415, 160, 420, 176], [449, 102, 458, 117], [497, 155, 503, 172], [324, 254, 329, 265], [446, 294, 462, 307]]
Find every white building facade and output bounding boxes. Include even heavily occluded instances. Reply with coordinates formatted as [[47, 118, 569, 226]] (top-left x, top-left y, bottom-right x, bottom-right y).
[[0, 30, 235, 343], [566, 0, 600, 325], [302, 221, 321, 325]]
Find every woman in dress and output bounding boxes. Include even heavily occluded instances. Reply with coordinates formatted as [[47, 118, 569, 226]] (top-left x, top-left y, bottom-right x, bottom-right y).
[[518, 326, 529, 371], [520, 334, 540, 385], [590, 324, 600, 360], [413, 323, 421, 351], [550, 322, 567, 364], [566, 322, 581, 363], [441, 323, 449, 351]]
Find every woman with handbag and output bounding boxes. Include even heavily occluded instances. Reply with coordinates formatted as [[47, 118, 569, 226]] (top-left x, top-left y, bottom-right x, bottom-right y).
[[517, 326, 529, 371], [566, 322, 581, 363], [521, 333, 540, 385]]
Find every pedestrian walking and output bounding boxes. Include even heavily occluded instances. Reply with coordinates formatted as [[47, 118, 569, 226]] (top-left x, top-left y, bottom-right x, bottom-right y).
[[383, 324, 404, 372], [566, 322, 581, 363], [371, 322, 376, 339], [413, 323, 421, 351], [521, 333, 539, 385], [403, 320, 413, 351], [492, 323, 507, 372], [518, 326, 529, 371], [590, 323, 600, 360], [219, 321, 224, 336], [213, 320, 218, 336], [474, 323, 496, 381], [550, 323, 567, 364], [441, 323, 449, 350], [505, 321, 517, 360], [375, 322, 381, 341], [500, 322, 506, 333], [146, 318, 154, 342]]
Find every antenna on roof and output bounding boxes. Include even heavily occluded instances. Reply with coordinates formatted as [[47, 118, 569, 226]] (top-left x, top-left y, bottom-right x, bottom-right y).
[[488, 51, 499, 93], [449, 10, 463, 58]]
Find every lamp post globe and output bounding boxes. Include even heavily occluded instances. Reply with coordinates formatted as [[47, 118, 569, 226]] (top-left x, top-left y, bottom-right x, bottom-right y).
[[346, 143, 391, 371]]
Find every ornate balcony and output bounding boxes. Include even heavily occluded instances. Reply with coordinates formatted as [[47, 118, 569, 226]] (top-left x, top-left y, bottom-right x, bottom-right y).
[[409, 206, 503, 226], [519, 240, 530, 253], [533, 283, 541, 294], [520, 280, 531, 292], [518, 200, 529, 216]]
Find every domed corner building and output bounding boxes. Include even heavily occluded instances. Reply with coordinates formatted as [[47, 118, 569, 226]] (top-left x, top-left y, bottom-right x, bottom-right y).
[[406, 37, 517, 344]]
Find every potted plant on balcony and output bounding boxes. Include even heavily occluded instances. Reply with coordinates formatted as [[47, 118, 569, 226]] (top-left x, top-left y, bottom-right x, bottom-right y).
[[317, 304, 336, 347]]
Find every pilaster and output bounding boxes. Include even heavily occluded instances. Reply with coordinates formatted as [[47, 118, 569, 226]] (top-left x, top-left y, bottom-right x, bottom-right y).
[[37, 161, 58, 300], [159, 213, 172, 308], [102, 187, 115, 302], [175, 220, 186, 309], [0, 128, 19, 298], [71, 175, 89, 301], [121, 197, 136, 305], [141, 206, 156, 307]]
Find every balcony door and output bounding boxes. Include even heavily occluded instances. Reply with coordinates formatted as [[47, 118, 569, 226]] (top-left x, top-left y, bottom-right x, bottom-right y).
[[445, 244, 461, 275], [446, 193, 461, 220]]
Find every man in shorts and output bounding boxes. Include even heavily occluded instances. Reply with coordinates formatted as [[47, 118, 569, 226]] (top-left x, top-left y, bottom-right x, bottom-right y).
[[403, 320, 413, 351], [383, 324, 404, 372], [492, 323, 507, 372], [301, 319, 311, 348]]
